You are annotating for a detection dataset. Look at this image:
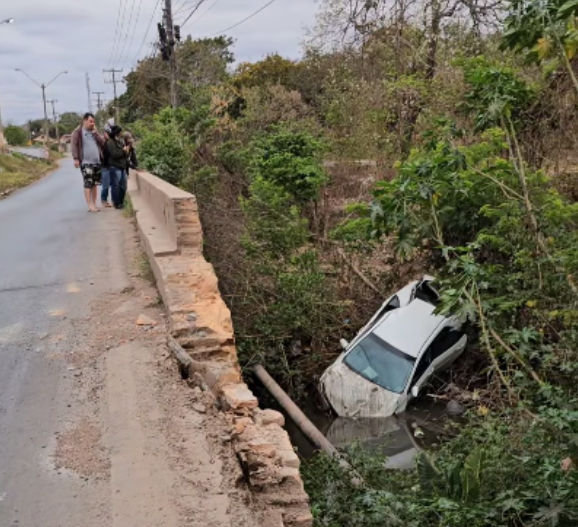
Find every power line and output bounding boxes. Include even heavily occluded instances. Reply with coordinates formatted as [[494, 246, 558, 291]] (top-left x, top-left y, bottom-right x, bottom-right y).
[[108, 0, 126, 66], [173, 0, 196, 16], [111, 0, 132, 67], [207, 0, 279, 36], [117, 0, 144, 69], [182, 0, 221, 28], [129, 0, 161, 67], [180, 0, 206, 27]]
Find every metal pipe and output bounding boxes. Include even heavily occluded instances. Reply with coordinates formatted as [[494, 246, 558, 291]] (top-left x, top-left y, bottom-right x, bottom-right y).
[[252, 364, 339, 457]]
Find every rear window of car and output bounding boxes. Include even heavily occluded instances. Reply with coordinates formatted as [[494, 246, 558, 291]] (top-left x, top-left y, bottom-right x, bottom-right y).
[[344, 333, 416, 394]]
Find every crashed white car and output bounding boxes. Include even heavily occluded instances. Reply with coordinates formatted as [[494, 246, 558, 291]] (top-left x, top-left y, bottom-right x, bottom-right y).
[[320, 276, 467, 418]]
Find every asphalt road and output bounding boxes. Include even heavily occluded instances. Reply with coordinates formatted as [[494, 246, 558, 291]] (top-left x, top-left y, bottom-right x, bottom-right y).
[[11, 146, 48, 159], [0, 158, 128, 526]]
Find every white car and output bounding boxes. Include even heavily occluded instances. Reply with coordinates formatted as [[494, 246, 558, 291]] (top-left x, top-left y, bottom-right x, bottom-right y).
[[319, 276, 467, 418]]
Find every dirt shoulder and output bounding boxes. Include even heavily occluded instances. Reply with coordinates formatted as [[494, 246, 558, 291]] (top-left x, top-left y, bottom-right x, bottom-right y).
[[52, 214, 267, 527]]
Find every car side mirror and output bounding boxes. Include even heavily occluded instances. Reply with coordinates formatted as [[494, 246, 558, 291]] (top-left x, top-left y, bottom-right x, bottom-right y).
[[411, 386, 419, 398], [339, 338, 349, 350]]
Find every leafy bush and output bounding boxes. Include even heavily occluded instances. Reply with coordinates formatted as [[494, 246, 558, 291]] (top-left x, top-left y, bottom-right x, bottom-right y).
[[461, 58, 536, 131], [134, 107, 193, 185], [4, 125, 28, 146], [305, 412, 578, 527], [235, 127, 339, 392], [249, 126, 328, 203]]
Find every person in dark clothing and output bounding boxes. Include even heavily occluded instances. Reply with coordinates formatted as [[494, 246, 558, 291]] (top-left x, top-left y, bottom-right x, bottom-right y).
[[123, 130, 138, 176], [104, 125, 129, 209]]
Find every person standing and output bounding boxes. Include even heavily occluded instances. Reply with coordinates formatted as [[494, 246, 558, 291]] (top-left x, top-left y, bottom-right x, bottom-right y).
[[100, 123, 113, 207], [71, 113, 105, 212], [123, 129, 138, 176], [105, 125, 129, 209]]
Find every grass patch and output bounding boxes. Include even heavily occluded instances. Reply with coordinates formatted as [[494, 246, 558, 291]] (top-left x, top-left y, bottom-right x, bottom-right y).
[[123, 194, 135, 218], [135, 254, 155, 284], [0, 152, 54, 194]]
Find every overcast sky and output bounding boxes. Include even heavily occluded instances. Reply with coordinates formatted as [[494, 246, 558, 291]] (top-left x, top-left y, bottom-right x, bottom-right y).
[[0, 0, 318, 125]]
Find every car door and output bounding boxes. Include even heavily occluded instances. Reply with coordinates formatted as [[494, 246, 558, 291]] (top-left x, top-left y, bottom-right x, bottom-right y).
[[428, 327, 467, 373]]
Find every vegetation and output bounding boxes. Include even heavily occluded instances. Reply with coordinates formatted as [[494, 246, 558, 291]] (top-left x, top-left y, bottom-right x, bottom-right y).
[[4, 124, 28, 146], [0, 152, 54, 194], [122, 0, 578, 523]]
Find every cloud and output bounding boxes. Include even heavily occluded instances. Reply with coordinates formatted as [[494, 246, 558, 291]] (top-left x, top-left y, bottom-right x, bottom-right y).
[[0, 0, 318, 125]]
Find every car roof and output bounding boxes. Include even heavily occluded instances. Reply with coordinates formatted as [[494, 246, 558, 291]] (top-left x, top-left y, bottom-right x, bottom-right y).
[[371, 298, 446, 358]]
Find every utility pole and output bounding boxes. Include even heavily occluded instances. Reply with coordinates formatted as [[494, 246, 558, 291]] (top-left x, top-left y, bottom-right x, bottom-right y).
[[0, 90, 5, 151], [15, 69, 67, 149], [85, 73, 92, 113], [164, 0, 178, 108], [41, 85, 49, 146], [93, 91, 105, 128], [0, 18, 15, 151], [48, 99, 60, 145], [103, 68, 123, 123], [93, 91, 104, 112]]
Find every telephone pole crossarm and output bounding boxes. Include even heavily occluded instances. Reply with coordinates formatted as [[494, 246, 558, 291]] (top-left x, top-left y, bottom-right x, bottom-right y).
[[103, 68, 123, 123]]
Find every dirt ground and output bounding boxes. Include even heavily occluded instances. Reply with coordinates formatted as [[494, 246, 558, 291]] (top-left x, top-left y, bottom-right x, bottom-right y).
[[49, 216, 267, 527]]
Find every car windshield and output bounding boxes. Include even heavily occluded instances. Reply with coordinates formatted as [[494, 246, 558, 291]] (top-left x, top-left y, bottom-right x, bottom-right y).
[[343, 333, 416, 394]]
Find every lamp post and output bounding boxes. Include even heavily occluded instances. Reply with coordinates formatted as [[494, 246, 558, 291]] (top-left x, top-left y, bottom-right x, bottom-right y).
[[14, 69, 67, 149], [0, 18, 14, 151]]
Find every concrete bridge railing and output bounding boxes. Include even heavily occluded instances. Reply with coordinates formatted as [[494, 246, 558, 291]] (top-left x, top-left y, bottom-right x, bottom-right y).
[[128, 170, 313, 527]]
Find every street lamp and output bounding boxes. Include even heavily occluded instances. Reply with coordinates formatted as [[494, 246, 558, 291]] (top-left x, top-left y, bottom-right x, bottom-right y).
[[14, 69, 68, 148], [0, 18, 14, 151]]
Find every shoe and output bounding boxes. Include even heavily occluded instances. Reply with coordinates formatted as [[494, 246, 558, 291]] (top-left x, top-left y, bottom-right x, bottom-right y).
[[102, 202, 112, 208]]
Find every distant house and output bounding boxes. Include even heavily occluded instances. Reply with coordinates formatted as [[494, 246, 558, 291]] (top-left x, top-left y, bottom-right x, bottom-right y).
[[32, 134, 49, 144], [60, 134, 72, 144]]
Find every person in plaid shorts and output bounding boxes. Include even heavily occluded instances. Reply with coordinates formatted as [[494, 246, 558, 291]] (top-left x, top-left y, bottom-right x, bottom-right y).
[[71, 113, 106, 212]]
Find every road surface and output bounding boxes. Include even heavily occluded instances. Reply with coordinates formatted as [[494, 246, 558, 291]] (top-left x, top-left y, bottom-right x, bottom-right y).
[[0, 159, 261, 527], [11, 146, 48, 159]]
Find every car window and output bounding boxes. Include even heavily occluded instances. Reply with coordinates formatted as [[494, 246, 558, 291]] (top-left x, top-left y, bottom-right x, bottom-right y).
[[414, 281, 440, 306], [344, 333, 415, 394], [428, 328, 465, 360]]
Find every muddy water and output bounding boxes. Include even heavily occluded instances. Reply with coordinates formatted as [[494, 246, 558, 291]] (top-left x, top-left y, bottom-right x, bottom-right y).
[[262, 392, 453, 469]]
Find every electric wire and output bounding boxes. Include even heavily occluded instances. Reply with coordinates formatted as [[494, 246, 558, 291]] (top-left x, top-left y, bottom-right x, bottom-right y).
[[173, 0, 196, 16], [207, 0, 279, 36], [111, 0, 132, 67], [181, 0, 221, 28], [129, 0, 161, 67], [112, 0, 138, 67], [117, 0, 144, 69], [107, 0, 126, 66], [180, 0, 208, 27]]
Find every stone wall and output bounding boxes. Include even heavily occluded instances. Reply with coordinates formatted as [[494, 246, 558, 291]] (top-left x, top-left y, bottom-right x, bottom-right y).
[[128, 170, 313, 527]]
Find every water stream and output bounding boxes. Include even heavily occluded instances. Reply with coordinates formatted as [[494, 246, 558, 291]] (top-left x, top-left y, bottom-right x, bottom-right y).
[[258, 385, 453, 469]]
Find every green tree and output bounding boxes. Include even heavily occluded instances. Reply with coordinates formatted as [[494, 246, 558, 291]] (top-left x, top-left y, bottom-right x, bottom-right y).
[[120, 36, 234, 123], [133, 107, 193, 185], [502, 0, 578, 94], [57, 112, 82, 134], [4, 125, 28, 146], [234, 54, 299, 89]]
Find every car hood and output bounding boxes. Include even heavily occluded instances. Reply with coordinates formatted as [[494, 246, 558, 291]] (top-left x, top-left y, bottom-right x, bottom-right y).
[[320, 360, 403, 418]]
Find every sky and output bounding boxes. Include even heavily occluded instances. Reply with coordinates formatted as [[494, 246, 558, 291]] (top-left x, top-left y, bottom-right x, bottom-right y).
[[0, 0, 319, 125]]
